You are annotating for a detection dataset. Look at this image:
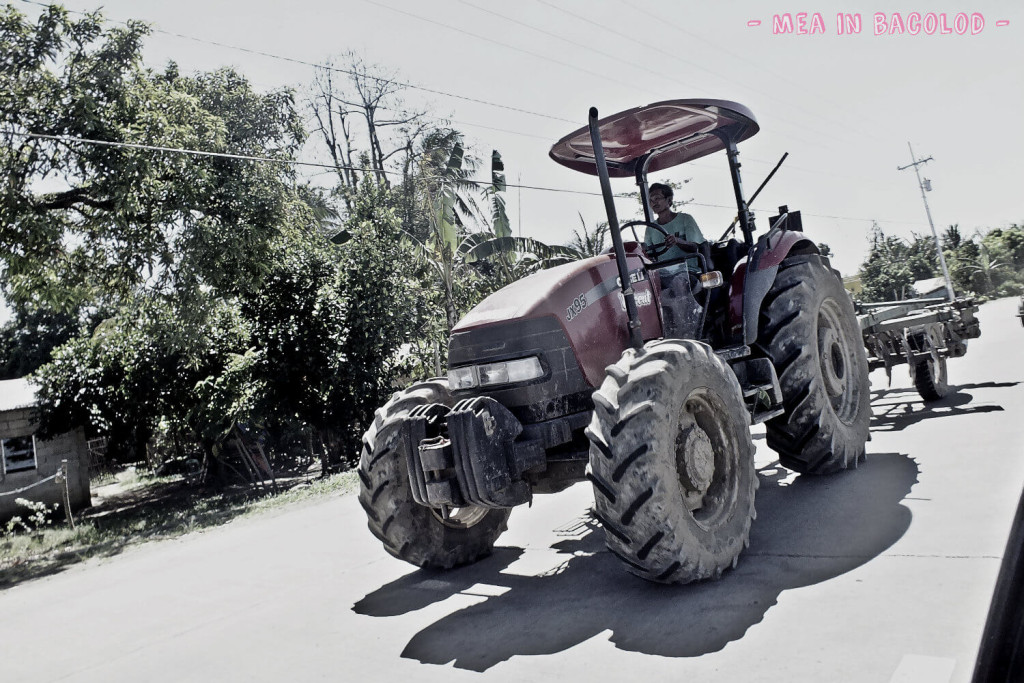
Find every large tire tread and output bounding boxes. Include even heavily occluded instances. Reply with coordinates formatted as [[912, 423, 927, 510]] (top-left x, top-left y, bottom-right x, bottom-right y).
[[758, 257, 871, 475], [357, 380, 511, 569], [587, 340, 758, 584], [913, 356, 949, 402]]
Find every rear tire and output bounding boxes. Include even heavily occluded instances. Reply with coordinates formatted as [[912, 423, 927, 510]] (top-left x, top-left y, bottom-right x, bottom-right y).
[[913, 355, 949, 401], [757, 256, 871, 475], [586, 340, 757, 584], [357, 380, 511, 569]]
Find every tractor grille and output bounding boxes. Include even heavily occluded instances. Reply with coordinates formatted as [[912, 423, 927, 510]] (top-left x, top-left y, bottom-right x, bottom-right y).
[[448, 315, 593, 424]]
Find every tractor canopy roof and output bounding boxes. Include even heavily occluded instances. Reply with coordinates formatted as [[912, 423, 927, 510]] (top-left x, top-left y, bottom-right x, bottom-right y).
[[549, 99, 758, 178]]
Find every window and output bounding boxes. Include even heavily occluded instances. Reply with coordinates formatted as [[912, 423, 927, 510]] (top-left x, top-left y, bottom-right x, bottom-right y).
[[2, 435, 37, 474]]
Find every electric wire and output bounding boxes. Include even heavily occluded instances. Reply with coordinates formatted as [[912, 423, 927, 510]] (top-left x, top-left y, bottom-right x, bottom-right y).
[[16, 0, 897, 189], [6, 130, 926, 226], [524, 0, 838, 148], [613, 0, 888, 137], [6, 2, 928, 228], [12, 0, 577, 125], [359, 0, 662, 98]]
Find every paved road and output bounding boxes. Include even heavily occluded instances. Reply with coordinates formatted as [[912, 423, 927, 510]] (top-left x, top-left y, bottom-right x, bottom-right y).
[[3, 297, 1023, 683]]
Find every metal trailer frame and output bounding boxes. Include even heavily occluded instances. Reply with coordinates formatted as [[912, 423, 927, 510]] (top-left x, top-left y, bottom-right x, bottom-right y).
[[857, 296, 981, 386]]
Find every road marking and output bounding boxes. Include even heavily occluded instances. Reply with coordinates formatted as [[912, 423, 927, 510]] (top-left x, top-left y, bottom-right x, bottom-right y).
[[890, 655, 956, 683]]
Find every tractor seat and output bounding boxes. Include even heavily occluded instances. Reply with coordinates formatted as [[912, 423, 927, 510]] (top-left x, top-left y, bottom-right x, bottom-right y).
[[710, 238, 747, 282]]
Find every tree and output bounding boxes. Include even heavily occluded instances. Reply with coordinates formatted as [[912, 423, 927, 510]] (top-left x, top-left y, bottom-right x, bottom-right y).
[[36, 294, 242, 464], [308, 53, 430, 212], [857, 225, 914, 302], [905, 233, 940, 281], [1, 6, 328, 472], [980, 225, 1024, 294], [0, 6, 305, 314], [0, 305, 83, 379], [239, 179, 424, 470], [568, 214, 610, 257]]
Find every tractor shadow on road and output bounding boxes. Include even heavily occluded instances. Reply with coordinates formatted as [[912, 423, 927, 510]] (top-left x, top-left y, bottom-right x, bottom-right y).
[[353, 451, 918, 671], [870, 382, 1016, 432]]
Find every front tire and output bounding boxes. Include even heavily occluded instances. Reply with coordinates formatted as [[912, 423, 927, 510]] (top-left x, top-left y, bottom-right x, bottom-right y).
[[757, 255, 871, 475], [357, 380, 511, 569], [586, 340, 757, 584]]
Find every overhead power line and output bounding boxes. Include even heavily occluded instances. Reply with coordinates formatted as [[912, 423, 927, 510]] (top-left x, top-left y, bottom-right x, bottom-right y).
[[7, 131, 927, 226], [360, 0, 661, 98], [13, 0, 576, 125], [3, 130, 611, 198]]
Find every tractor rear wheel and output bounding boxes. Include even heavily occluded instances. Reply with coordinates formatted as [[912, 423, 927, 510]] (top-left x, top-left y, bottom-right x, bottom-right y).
[[586, 340, 757, 584], [357, 380, 511, 569], [757, 255, 871, 475]]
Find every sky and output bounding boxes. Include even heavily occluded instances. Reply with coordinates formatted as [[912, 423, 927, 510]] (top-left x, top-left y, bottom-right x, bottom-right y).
[[14, 0, 1024, 277]]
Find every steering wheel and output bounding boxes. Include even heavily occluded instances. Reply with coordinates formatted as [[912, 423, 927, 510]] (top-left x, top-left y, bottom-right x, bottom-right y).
[[618, 220, 698, 260]]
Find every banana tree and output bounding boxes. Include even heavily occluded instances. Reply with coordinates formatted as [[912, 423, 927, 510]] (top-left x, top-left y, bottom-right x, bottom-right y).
[[408, 134, 576, 373]]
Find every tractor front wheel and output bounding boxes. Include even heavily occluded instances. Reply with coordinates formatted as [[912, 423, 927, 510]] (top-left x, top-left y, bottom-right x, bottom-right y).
[[586, 340, 757, 584], [357, 380, 511, 569]]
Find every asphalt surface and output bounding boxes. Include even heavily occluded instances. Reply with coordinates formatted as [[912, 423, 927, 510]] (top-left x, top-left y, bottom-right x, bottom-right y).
[[3, 297, 1023, 683]]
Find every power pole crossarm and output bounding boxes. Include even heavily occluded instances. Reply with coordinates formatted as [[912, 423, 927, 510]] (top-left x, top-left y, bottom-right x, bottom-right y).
[[898, 143, 956, 302]]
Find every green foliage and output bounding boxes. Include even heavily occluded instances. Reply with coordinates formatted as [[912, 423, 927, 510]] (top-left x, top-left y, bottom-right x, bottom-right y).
[[858, 226, 918, 301], [35, 294, 245, 462], [567, 214, 610, 257], [858, 222, 1024, 301], [942, 224, 1024, 296], [330, 180, 423, 462], [3, 498, 58, 536], [0, 305, 82, 379], [238, 180, 423, 467], [1, 7, 607, 481], [0, 5, 303, 311]]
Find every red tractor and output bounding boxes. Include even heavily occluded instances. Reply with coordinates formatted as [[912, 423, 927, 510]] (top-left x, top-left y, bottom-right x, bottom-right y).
[[357, 100, 871, 584]]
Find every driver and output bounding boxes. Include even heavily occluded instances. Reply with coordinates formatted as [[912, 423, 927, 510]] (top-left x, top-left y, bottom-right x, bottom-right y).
[[645, 183, 706, 337], [644, 183, 704, 268]]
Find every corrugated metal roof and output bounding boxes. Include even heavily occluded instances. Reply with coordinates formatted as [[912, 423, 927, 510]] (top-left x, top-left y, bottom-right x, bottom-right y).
[[0, 377, 40, 412], [912, 276, 947, 294]]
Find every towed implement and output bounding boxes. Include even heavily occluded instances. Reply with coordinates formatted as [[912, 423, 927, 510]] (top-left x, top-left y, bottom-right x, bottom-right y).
[[858, 296, 980, 400], [357, 99, 873, 584]]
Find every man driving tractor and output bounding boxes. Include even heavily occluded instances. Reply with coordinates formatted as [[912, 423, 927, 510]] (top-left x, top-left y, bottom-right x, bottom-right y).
[[644, 182, 705, 265]]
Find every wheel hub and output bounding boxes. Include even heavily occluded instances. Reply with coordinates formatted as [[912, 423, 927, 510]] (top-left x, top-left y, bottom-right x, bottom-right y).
[[431, 505, 489, 529], [818, 324, 847, 397], [677, 424, 714, 510]]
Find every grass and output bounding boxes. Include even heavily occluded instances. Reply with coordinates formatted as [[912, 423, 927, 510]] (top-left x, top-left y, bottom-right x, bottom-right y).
[[0, 467, 359, 589]]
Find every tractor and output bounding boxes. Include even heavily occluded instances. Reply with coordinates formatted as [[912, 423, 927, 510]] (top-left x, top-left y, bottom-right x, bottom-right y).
[[357, 99, 871, 584]]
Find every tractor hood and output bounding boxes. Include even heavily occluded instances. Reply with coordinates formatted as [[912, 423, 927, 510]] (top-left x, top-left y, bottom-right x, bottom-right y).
[[549, 99, 758, 178], [452, 244, 663, 387]]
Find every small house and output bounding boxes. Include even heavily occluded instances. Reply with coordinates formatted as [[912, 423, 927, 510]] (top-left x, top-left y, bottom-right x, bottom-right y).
[[0, 378, 90, 521], [911, 276, 949, 299]]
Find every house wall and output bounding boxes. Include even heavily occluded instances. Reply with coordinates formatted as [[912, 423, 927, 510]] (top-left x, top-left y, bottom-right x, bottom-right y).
[[0, 407, 90, 522]]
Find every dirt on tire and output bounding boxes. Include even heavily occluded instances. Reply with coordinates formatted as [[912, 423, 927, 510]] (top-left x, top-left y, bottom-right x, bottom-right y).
[[357, 380, 510, 569], [757, 255, 871, 475], [586, 339, 757, 584]]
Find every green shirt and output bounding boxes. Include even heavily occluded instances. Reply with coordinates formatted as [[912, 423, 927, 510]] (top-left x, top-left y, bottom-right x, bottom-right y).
[[644, 213, 704, 268]]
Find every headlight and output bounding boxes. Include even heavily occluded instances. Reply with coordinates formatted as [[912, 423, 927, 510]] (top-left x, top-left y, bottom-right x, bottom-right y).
[[448, 356, 545, 390]]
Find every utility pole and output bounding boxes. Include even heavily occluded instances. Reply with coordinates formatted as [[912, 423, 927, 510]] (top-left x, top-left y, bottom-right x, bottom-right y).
[[517, 173, 522, 239], [898, 143, 955, 301]]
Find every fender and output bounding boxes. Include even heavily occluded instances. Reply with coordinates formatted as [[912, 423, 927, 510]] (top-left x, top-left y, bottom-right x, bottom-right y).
[[728, 229, 818, 344]]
